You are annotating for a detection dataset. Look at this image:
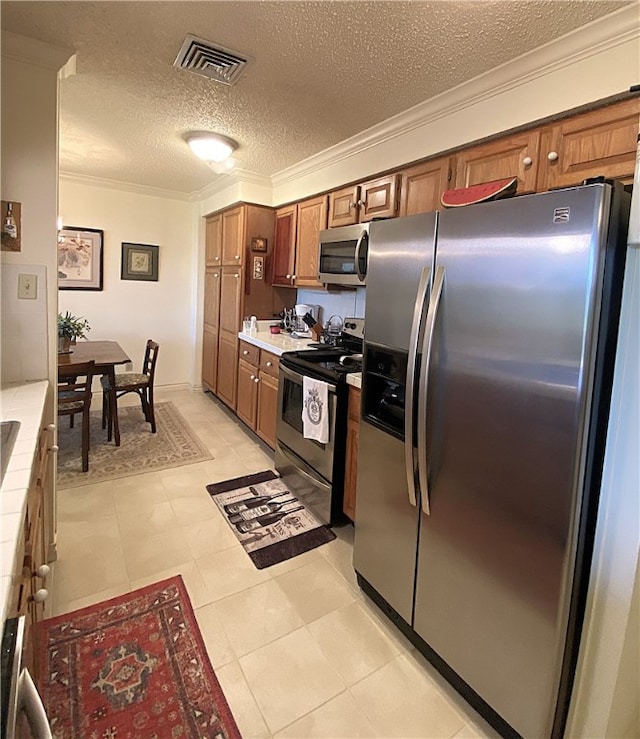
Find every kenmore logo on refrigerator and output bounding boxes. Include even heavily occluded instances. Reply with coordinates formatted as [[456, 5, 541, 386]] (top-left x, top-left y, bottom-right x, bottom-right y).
[[554, 207, 571, 223]]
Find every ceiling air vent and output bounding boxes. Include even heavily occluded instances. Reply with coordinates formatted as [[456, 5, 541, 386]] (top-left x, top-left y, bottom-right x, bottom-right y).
[[173, 34, 250, 86]]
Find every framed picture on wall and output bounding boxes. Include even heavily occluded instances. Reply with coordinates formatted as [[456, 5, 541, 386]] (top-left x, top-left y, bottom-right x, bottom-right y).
[[58, 226, 104, 290], [121, 242, 159, 281]]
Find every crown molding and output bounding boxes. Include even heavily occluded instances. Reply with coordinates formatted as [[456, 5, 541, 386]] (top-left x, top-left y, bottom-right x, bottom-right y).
[[193, 168, 272, 201], [271, 5, 640, 187], [59, 171, 192, 201], [1, 30, 74, 71]]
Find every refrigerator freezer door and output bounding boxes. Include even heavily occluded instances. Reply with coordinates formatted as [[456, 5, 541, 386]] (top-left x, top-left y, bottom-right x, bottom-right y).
[[353, 212, 437, 623], [365, 212, 437, 351], [412, 185, 612, 738]]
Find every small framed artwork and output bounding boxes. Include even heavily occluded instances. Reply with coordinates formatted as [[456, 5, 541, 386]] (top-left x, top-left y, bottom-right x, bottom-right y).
[[1, 200, 21, 252], [121, 242, 159, 281], [251, 237, 267, 253], [253, 255, 264, 280], [58, 226, 104, 290]]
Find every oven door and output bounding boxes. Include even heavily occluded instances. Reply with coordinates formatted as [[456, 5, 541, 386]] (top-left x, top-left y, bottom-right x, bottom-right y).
[[276, 363, 337, 483]]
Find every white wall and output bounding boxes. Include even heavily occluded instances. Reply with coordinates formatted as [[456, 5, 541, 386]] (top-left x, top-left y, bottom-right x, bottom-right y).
[[58, 179, 195, 387], [1, 33, 73, 386]]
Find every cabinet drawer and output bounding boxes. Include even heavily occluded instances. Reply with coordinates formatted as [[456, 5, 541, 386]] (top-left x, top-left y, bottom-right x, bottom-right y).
[[259, 350, 279, 377], [239, 341, 260, 365]]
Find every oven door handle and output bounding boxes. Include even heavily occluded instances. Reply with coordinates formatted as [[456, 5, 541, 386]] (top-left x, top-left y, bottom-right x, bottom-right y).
[[18, 667, 52, 738], [276, 442, 332, 493], [279, 363, 337, 394]]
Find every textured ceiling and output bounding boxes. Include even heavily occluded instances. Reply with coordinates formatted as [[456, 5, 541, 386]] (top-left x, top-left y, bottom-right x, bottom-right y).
[[0, 1, 632, 194]]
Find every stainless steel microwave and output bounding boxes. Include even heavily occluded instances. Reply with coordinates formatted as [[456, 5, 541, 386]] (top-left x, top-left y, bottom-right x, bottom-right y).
[[318, 223, 369, 286]]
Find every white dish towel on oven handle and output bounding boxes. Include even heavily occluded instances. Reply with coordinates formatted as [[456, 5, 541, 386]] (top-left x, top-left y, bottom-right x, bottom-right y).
[[302, 376, 330, 443]]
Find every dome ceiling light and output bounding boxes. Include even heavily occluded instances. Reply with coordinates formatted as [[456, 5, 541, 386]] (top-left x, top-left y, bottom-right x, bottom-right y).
[[185, 131, 239, 164]]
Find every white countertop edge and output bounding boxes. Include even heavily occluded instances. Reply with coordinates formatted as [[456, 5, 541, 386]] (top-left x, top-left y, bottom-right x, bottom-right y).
[[1, 380, 48, 622], [238, 330, 315, 356], [347, 373, 362, 389]]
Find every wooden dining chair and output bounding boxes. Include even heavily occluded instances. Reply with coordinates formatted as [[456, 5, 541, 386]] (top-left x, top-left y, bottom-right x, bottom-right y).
[[58, 360, 96, 473], [101, 340, 159, 438]]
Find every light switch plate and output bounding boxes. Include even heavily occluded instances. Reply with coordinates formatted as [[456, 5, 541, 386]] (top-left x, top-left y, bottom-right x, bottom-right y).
[[17, 273, 37, 299]]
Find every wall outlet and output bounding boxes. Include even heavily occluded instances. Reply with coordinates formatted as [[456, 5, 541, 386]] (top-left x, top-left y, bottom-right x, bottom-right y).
[[17, 273, 37, 299]]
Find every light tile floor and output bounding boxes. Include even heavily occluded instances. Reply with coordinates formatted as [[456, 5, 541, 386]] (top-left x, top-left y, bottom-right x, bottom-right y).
[[51, 386, 499, 739]]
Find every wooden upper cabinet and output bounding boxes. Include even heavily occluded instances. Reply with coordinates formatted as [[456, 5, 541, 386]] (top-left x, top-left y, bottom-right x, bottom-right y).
[[205, 213, 223, 266], [295, 195, 328, 287], [272, 204, 297, 286], [219, 267, 243, 334], [328, 174, 400, 227], [399, 156, 453, 216], [359, 174, 400, 222], [454, 130, 541, 195], [537, 98, 640, 191], [222, 206, 244, 266], [328, 185, 360, 227]]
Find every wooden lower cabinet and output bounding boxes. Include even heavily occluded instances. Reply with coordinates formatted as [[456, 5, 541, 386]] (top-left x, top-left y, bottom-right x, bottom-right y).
[[343, 386, 361, 521], [202, 326, 218, 392], [235, 346, 280, 449], [256, 371, 279, 449], [217, 332, 239, 409]]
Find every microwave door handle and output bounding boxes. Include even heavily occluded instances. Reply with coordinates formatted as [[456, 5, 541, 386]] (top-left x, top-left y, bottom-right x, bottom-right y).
[[355, 229, 368, 283], [18, 667, 52, 739], [417, 265, 445, 516], [405, 265, 431, 508]]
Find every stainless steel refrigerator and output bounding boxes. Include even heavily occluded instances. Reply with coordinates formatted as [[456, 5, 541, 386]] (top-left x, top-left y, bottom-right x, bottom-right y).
[[353, 182, 630, 739]]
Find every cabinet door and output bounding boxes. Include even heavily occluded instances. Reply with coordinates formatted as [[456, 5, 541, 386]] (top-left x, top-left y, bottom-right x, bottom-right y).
[[454, 130, 541, 195], [202, 326, 218, 392], [328, 185, 360, 227], [203, 266, 221, 328], [217, 332, 238, 409], [343, 387, 361, 521], [222, 206, 245, 266], [537, 98, 640, 191], [399, 157, 453, 216], [256, 371, 279, 449], [272, 205, 297, 286], [237, 359, 259, 429], [205, 213, 223, 266], [295, 195, 328, 287], [219, 267, 243, 334], [359, 174, 400, 221]]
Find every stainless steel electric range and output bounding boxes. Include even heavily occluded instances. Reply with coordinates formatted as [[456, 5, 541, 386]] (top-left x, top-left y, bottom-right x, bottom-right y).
[[275, 318, 364, 526]]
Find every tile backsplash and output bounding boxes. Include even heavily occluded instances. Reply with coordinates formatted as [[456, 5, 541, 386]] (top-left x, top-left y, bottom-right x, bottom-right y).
[[1, 264, 48, 384], [297, 287, 365, 327]]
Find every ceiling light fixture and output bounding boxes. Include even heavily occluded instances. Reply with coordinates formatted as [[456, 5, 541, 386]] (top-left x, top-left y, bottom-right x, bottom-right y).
[[185, 131, 239, 163]]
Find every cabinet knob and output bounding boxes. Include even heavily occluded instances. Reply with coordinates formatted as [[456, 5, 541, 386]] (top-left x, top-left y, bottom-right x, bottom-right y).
[[547, 151, 559, 162], [266, 361, 272, 367], [31, 589, 49, 603], [49, 445, 59, 453], [213, 273, 219, 278], [214, 256, 220, 261], [234, 273, 239, 278], [47, 423, 55, 431], [254, 377, 259, 384], [292, 274, 297, 280], [286, 274, 291, 279], [243, 350, 249, 355], [35, 564, 50, 578], [234, 255, 240, 260], [250, 374, 256, 380], [522, 156, 532, 167]]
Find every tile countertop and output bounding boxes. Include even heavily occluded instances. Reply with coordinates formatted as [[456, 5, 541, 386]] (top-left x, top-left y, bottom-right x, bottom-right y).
[[239, 324, 363, 388], [1, 381, 48, 622]]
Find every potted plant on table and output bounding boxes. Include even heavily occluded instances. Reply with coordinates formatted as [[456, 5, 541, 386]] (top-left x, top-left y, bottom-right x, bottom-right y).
[[57, 311, 91, 354]]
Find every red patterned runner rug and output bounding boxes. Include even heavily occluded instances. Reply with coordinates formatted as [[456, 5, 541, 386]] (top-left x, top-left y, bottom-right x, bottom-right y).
[[36, 576, 241, 738]]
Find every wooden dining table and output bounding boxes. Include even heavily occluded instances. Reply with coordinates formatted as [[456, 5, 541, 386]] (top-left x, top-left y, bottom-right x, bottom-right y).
[[58, 340, 131, 446]]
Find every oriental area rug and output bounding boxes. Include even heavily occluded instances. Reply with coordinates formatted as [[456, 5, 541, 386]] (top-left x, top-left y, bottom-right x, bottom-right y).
[[57, 401, 213, 489], [207, 470, 336, 570], [36, 576, 241, 739]]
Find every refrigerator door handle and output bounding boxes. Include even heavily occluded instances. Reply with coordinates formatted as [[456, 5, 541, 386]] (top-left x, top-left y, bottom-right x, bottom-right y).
[[405, 265, 431, 507], [417, 264, 445, 515]]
